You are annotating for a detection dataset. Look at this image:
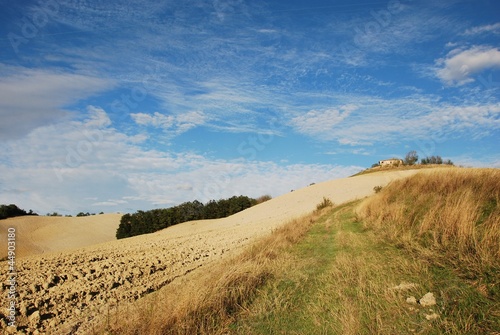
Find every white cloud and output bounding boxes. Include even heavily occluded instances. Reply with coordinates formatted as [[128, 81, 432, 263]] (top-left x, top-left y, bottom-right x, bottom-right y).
[[291, 105, 357, 137], [131, 110, 208, 135], [85, 106, 112, 128], [176, 111, 208, 132], [463, 23, 500, 36], [131, 112, 174, 128], [91, 199, 128, 207], [0, 66, 114, 140], [436, 46, 500, 86]]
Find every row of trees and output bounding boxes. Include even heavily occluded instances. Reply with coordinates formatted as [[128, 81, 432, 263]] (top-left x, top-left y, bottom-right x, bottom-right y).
[[0, 204, 38, 220], [46, 211, 105, 217], [405, 151, 454, 166], [116, 195, 266, 239]]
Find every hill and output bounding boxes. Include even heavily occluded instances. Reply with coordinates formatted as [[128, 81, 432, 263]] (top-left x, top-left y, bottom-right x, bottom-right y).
[[0, 167, 452, 333], [105, 167, 499, 335], [0, 214, 121, 258]]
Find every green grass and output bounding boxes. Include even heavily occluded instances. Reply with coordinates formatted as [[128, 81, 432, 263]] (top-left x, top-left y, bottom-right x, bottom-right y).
[[229, 201, 500, 334]]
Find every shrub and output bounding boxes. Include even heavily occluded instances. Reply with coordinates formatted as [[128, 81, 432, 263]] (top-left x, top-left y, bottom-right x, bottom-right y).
[[254, 195, 272, 205], [316, 197, 334, 211]]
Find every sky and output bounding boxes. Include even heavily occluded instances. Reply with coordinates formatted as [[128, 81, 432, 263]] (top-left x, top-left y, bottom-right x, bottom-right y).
[[0, 0, 499, 215]]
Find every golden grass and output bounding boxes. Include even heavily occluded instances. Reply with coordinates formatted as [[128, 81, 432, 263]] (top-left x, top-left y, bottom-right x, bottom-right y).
[[98, 209, 324, 334], [234, 204, 451, 335], [358, 168, 500, 290], [96, 190, 499, 334], [351, 163, 453, 177]]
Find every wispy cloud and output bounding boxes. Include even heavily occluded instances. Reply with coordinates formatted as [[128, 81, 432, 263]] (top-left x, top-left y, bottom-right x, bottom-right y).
[[286, 94, 500, 145], [131, 112, 174, 128], [291, 105, 357, 137], [435, 46, 500, 85], [463, 22, 500, 36], [332, 4, 459, 66], [131, 111, 208, 136]]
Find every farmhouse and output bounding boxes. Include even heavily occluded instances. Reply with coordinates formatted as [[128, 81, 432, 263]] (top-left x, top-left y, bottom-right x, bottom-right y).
[[379, 158, 403, 167]]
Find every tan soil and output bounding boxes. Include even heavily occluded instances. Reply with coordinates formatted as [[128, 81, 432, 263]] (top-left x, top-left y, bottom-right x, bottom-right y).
[[0, 214, 121, 259]]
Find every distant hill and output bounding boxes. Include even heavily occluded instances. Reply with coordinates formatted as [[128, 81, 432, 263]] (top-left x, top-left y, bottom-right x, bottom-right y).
[[0, 213, 121, 258]]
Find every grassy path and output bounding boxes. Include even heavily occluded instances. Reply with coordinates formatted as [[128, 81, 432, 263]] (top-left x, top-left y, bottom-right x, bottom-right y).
[[230, 202, 499, 335]]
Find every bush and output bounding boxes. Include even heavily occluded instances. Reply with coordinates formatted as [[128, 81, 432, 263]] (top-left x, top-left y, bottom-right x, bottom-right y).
[[254, 195, 272, 205], [373, 185, 383, 193], [420, 155, 453, 165], [316, 197, 334, 211]]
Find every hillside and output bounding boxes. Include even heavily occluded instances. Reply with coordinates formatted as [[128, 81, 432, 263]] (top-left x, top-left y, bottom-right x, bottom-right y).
[[104, 167, 499, 335], [0, 167, 452, 333], [0, 214, 121, 258], [1, 168, 430, 260]]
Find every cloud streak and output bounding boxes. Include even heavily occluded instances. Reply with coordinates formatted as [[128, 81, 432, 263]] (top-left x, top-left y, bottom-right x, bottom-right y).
[[436, 46, 500, 86], [463, 22, 500, 36]]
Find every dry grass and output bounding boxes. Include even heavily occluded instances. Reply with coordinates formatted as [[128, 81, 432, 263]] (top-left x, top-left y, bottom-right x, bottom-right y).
[[95, 186, 500, 334], [234, 204, 446, 334], [97, 209, 325, 334], [351, 163, 453, 177], [358, 168, 500, 293], [235, 200, 499, 334]]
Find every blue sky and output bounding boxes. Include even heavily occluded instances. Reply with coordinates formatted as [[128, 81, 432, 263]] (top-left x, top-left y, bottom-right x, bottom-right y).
[[0, 0, 499, 215]]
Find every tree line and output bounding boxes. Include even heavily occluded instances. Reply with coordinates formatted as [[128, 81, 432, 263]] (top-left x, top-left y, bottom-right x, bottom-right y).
[[404, 150, 454, 166], [0, 204, 38, 220], [116, 195, 268, 239]]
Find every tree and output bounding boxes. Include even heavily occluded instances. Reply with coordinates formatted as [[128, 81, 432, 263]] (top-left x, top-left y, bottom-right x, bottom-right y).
[[404, 150, 419, 165], [421, 155, 443, 165], [0, 204, 37, 220], [444, 159, 454, 165]]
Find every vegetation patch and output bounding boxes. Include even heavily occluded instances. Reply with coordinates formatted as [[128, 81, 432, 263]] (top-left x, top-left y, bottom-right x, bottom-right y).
[[0, 204, 38, 220], [116, 195, 267, 239]]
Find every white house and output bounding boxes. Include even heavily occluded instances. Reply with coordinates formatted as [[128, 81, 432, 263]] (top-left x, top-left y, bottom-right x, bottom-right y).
[[379, 158, 403, 167]]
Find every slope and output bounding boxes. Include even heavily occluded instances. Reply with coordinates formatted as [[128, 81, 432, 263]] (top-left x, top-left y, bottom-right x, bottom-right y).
[[0, 214, 122, 258]]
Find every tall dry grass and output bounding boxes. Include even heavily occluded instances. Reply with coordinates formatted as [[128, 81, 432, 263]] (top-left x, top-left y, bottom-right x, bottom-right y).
[[358, 168, 499, 286], [99, 209, 324, 335]]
